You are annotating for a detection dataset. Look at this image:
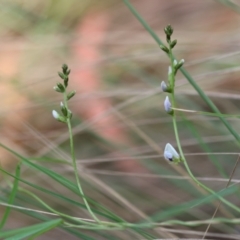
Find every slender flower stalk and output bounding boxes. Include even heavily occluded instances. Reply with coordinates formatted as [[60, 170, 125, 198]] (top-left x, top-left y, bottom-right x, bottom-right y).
[[53, 64, 100, 223]]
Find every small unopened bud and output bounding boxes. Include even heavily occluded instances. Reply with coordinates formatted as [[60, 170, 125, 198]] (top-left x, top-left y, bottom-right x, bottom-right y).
[[58, 72, 65, 80], [161, 81, 172, 93], [175, 59, 185, 70], [53, 86, 62, 93], [164, 25, 174, 42], [62, 64, 68, 74], [164, 25, 173, 36], [56, 83, 65, 92], [66, 69, 71, 76], [170, 39, 177, 49], [164, 143, 181, 163], [52, 110, 67, 123], [179, 59, 185, 66], [164, 96, 173, 114], [52, 110, 59, 119], [67, 90, 76, 100], [159, 44, 169, 54], [173, 59, 178, 66], [161, 81, 167, 92]]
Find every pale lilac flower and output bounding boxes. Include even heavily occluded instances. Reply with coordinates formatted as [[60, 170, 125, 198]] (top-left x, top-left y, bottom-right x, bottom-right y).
[[164, 143, 180, 162], [161, 81, 168, 92], [164, 96, 172, 113]]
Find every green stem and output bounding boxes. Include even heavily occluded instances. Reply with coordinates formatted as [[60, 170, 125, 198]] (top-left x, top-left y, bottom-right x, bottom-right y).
[[63, 91, 100, 223]]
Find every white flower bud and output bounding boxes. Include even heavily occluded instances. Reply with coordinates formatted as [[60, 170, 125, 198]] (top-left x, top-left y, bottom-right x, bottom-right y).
[[179, 59, 185, 65], [161, 81, 167, 92], [175, 59, 185, 70], [53, 86, 62, 93], [164, 96, 172, 113], [52, 110, 59, 120], [52, 110, 67, 123], [173, 59, 178, 66], [164, 143, 180, 162]]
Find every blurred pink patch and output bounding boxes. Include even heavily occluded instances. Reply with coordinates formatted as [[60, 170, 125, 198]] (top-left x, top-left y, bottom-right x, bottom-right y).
[[71, 10, 146, 173], [72, 10, 123, 140]]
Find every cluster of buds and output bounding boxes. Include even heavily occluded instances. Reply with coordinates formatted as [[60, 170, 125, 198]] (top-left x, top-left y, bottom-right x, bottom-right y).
[[160, 25, 185, 116], [160, 58, 184, 95], [159, 25, 177, 54], [160, 25, 184, 96], [54, 64, 70, 92], [52, 64, 76, 123]]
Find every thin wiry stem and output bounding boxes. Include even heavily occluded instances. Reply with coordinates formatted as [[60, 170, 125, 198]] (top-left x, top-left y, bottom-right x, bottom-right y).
[[63, 91, 100, 223]]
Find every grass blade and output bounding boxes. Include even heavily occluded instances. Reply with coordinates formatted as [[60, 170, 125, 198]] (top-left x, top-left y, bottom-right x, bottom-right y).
[[0, 218, 62, 239], [0, 164, 21, 230]]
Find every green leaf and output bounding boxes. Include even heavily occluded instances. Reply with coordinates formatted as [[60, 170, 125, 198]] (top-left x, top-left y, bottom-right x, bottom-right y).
[[0, 144, 79, 195], [0, 164, 123, 223], [0, 218, 62, 239], [0, 164, 21, 229]]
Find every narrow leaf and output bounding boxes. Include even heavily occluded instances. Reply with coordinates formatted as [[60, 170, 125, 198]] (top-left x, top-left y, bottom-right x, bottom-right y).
[[0, 219, 62, 239], [0, 164, 21, 229]]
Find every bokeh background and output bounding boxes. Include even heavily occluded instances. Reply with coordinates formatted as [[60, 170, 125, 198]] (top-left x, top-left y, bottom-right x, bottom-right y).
[[1, 0, 240, 239]]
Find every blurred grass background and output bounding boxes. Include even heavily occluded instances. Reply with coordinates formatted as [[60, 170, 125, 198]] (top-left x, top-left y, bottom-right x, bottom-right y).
[[1, 0, 240, 239]]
